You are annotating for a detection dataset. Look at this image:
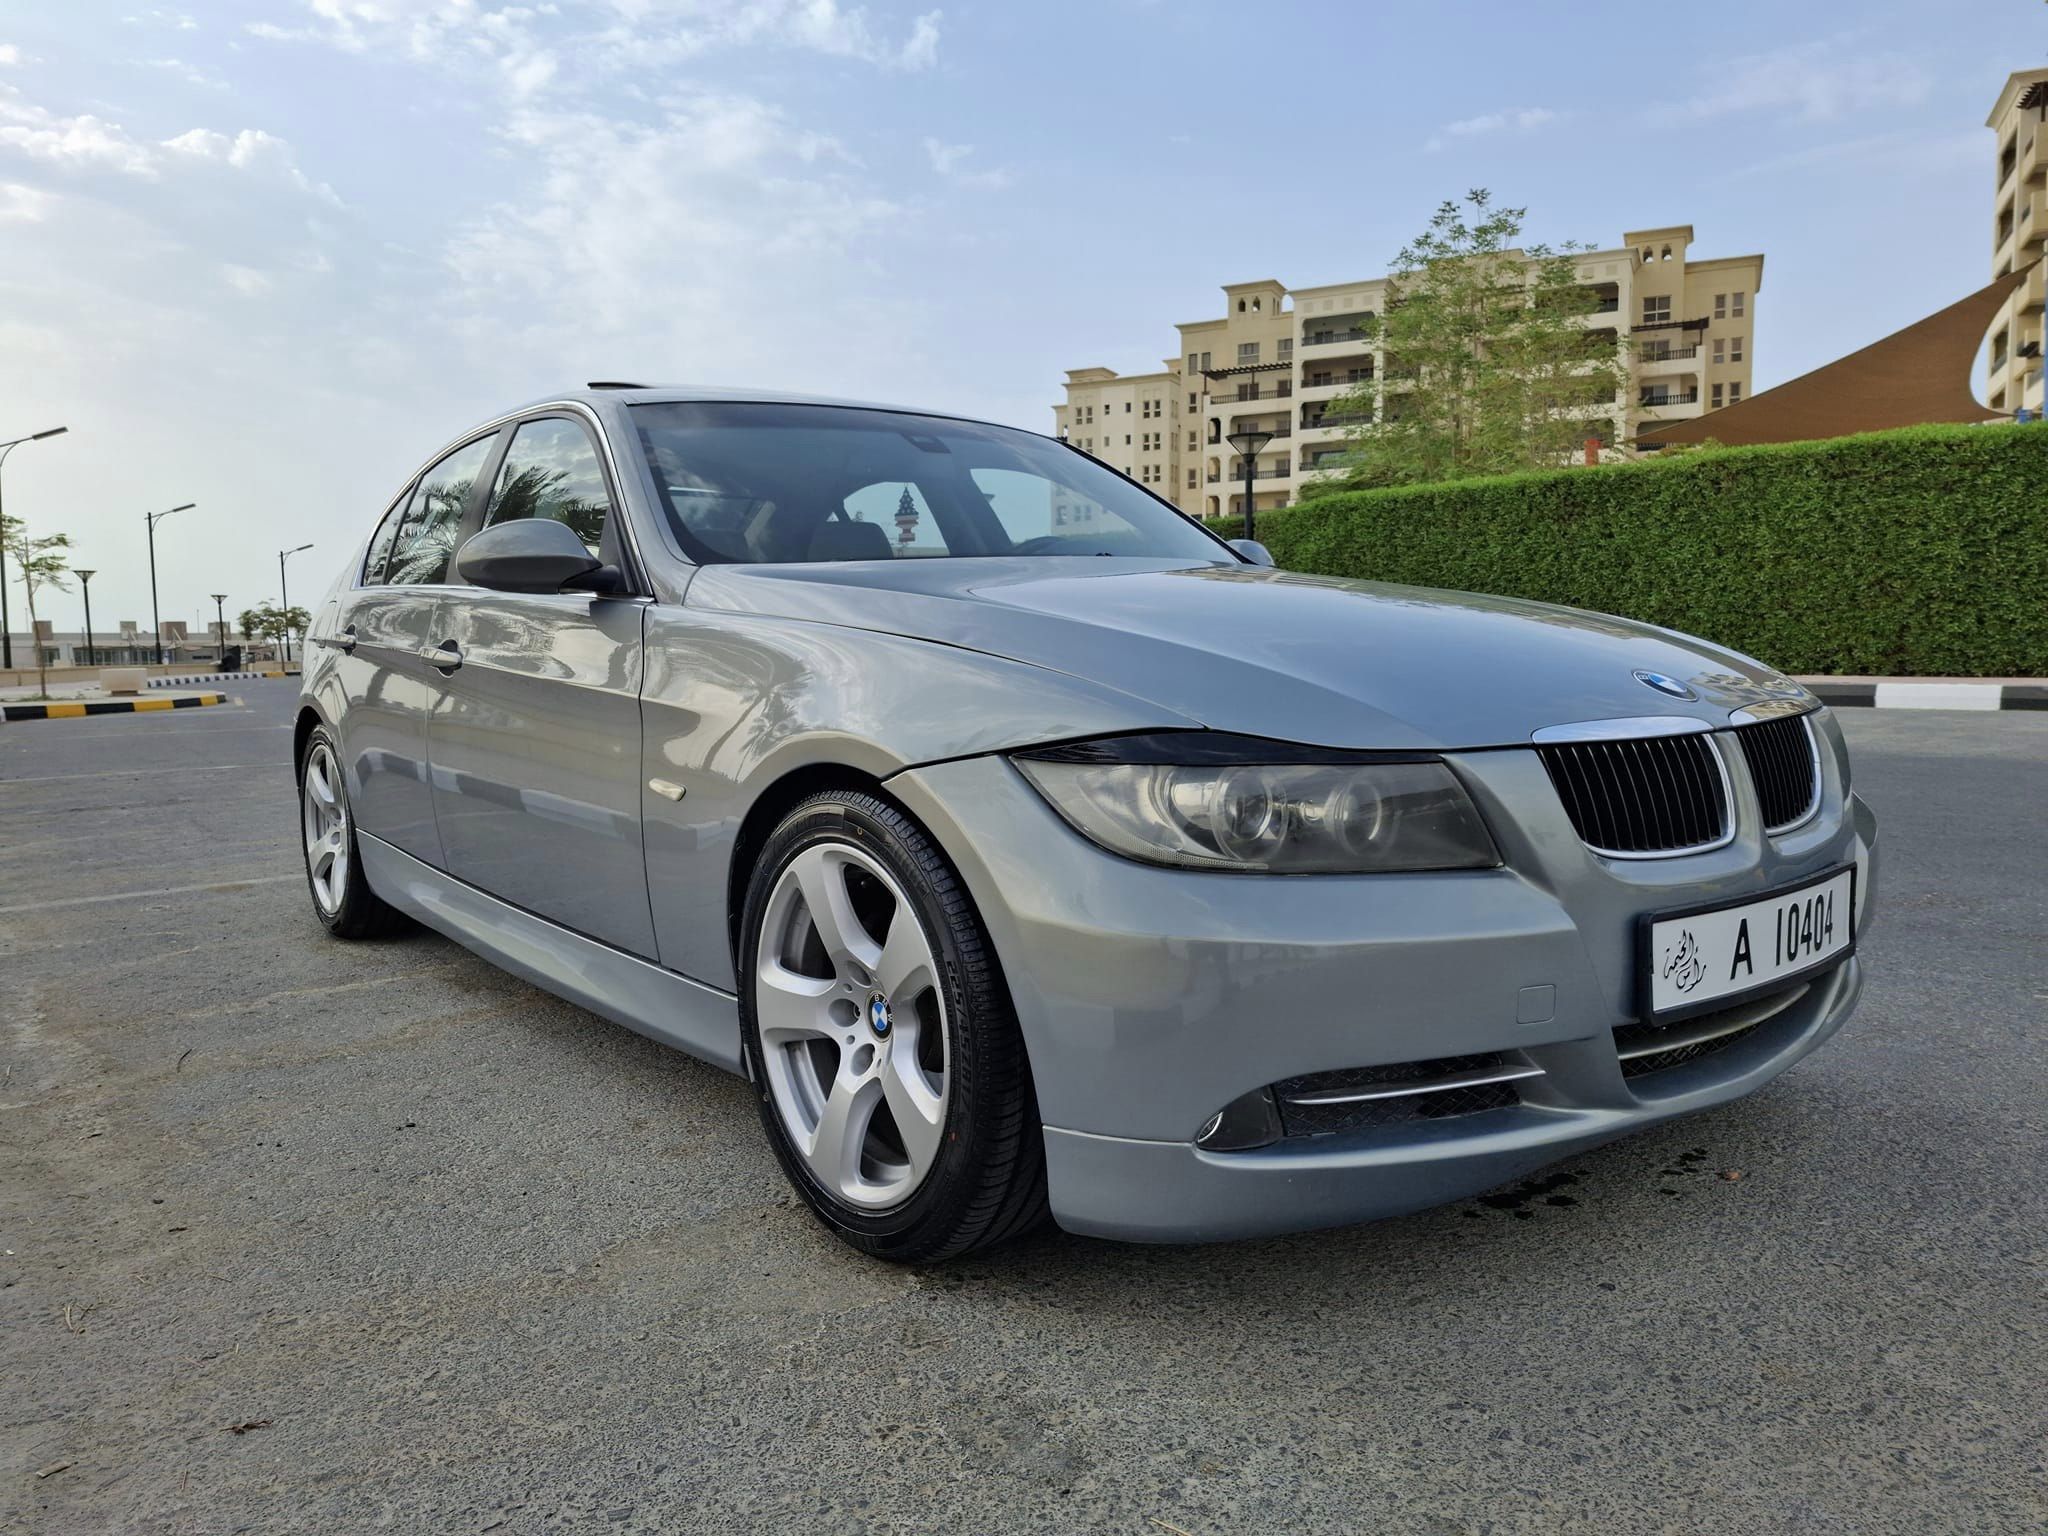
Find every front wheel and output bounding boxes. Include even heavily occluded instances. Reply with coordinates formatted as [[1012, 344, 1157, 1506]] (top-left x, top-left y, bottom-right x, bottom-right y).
[[298, 724, 406, 939], [738, 789, 1047, 1263]]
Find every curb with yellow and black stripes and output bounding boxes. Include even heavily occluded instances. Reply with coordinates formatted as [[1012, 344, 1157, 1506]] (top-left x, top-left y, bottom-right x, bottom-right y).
[[0, 693, 233, 723]]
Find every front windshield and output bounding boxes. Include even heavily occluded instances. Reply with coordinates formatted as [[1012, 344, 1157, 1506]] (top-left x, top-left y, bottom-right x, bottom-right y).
[[631, 401, 1237, 566]]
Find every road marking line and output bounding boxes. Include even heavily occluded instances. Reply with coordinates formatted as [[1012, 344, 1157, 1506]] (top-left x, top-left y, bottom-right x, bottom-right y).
[[0, 874, 299, 914], [0, 763, 281, 787]]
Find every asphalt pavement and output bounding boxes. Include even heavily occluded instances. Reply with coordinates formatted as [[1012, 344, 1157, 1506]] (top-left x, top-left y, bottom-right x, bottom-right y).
[[2, 682, 2043, 1534]]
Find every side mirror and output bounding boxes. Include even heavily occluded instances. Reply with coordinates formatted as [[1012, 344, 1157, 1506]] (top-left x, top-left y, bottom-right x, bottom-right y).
[[1229, 538, 1275, 567], [456, 518, 607, 593]]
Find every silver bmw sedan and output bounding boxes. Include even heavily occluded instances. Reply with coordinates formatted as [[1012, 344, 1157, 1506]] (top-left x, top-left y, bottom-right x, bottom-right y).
[[295, 386, 1877, 1262]]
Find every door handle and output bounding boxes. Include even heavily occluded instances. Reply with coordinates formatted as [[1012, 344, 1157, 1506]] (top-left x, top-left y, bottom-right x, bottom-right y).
[[312, 625, 356, 653], [422, 639, 462, 672]]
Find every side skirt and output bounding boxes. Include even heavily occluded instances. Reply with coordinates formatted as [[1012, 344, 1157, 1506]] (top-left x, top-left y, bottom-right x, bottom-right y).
[[358, 832, 744, 1074]]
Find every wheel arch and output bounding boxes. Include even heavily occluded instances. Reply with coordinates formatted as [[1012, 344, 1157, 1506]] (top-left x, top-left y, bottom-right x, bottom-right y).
[[724, 760, 895, 974], [722, 763, 1041, 1109], [292, 700, 328, 782]]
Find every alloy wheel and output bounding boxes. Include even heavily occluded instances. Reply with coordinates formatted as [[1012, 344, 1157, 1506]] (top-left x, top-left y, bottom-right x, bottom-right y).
[[301, 741, 351, 916], [754, 840, 950, 1211]]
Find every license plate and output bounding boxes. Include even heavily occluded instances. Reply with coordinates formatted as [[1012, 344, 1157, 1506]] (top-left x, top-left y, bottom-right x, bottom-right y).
[[1642, 866, 1856, 1022]]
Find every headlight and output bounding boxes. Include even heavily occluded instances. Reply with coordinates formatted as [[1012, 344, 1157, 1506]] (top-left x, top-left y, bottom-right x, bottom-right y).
[[1012, 733, 1500, 874]]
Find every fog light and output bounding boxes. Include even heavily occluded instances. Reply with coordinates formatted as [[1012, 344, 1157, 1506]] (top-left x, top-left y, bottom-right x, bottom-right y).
[[1195, 1087, 1281, 1151]]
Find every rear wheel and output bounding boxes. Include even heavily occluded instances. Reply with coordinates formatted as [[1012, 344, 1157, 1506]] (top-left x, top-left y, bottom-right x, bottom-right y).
[[739, 789, 1047, 1263], [298, 725, 406, 939]]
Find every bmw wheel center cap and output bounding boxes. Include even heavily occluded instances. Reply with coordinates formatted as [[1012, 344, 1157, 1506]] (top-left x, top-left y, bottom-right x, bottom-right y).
[[867, 993, 892, 1037]]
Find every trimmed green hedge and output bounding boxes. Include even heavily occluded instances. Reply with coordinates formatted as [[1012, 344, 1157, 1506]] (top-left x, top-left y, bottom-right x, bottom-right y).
[[1205, 424, 2048, 676]]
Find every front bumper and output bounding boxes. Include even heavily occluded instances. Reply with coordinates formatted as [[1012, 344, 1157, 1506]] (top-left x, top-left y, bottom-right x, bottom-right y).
[[886, 726, 1877, 1244]]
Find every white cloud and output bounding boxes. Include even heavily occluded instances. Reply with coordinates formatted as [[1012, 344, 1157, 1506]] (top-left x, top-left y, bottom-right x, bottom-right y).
[[0, 180, 54, 220], [141, 56, 226, 89], [1678, 43, 1927, 122], [123, 9, 200, 29], [0, 44, 21, 67], [0, 98, 160, 176], [447, 95, 906, 375], [923, 136, 1007, 189], [222, 262, 272, 295], [1423, 106, 1563, 152], [249, 0, 942, 77], [160, 125, 343, 205]]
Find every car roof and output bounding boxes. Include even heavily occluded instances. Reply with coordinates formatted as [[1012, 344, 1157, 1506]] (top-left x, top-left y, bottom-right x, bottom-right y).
[[520, 383, 999, 427]]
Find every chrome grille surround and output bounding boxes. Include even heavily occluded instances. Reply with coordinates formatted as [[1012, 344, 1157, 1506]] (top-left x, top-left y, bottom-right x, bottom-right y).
[[1535, 725, 1735, 859], [1732, 711, 1823, 834]]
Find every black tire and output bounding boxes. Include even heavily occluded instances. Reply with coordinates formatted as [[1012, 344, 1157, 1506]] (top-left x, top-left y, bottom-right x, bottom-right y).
[[297, 723, 408, 940], [738, 788, 1048, 1263]]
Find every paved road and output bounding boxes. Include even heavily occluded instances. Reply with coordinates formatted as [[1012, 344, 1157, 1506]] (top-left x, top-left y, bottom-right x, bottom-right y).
[[3, 684, 2043, 1535]]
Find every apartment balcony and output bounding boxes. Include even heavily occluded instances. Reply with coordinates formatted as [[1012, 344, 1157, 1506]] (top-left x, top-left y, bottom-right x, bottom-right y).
[[1299, 413, 1370, 436], [2026, 133, 2047, 185], [1638, 391, 1702, 419], [1204, 382, 1295, 403], [1635, 347, 1701, 376], [1300, 328, 1372, 348], [1297, 376, 1373, 402], [2021, 260, 2045, 315]]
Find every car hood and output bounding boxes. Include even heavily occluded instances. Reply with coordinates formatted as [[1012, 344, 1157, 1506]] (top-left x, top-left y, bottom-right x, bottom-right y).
[[685, 557, 1812, 751]]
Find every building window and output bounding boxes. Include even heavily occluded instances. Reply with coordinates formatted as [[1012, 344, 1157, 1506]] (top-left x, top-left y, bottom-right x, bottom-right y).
[[1730, 335, 1744, 363], [1713, 337, 1725, 365], [1124, 401, 1132, 413], [1237, 342, 1260, 365], [1186, 353, 1197, 371], [1713, 293, 1726, 319], [1199, 352, 1211, 372], [1277, 338, 1293, 360], [1711, 382, 1724, 408], [1187, 392, 1198, 410], [1642, 295, 1670, 324], [1187, 469, 1197, 488], [1732, 290, 1746, 317], [1728, 382, 1742, 403], [1187, 431, 1197, 450]]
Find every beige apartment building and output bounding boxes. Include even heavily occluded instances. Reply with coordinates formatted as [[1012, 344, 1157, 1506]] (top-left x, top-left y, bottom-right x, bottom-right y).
[[1986, 68, 2048, 417], [1053, 226, 1763, 522]]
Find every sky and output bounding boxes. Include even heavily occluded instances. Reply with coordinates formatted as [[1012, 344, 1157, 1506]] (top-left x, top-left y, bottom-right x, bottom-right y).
[[0, 0, 2040, 633]]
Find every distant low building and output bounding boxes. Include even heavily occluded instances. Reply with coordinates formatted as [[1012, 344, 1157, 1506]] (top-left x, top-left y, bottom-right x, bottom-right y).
[[4, 622, 240, 668]]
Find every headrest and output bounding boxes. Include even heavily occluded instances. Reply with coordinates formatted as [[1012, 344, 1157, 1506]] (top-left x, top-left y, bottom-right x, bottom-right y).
[[807, 519, 895, 562]]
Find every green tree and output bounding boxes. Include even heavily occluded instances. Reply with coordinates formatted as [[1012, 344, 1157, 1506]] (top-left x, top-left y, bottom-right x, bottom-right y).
[[237, 606, 266, 649], [12, 520, 73, 698], [1312, 190, 1627, 491]]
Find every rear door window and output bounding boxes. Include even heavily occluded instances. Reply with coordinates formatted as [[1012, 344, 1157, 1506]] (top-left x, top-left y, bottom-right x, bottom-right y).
[[385, 435, 496, 586]]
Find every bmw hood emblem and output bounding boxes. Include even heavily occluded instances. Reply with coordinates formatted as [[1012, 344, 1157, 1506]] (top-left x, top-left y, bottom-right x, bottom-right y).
[[1633, 669, 1698, 702]]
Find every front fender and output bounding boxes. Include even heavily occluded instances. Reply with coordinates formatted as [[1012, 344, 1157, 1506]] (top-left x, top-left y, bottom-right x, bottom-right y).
[[639, 606, 1194, 988]]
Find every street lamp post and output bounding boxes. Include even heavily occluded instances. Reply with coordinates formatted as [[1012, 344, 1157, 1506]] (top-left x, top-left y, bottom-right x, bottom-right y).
[[279, 544, 313, 665], [1225, 428, 1274, 542], [211, 592, 229, 666], [145, 503, 195, 665], [0, 425, 69, 669], [76, 569, 96, 670]]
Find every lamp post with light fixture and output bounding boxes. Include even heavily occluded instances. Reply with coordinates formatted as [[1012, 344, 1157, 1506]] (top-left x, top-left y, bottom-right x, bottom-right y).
[[145, 502, 196, 665], [279, 544, 313, 665], [76, 569, 96, 669], [0, 425, 69, 669], [1224, 427, 1273, 542], [211, 592, 229, 667]]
